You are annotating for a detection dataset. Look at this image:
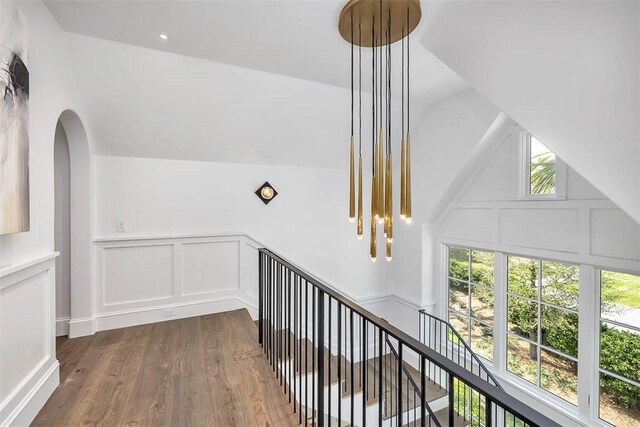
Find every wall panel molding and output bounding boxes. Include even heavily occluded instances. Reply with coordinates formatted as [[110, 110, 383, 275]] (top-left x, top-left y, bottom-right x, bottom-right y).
[[92, 234, 260, 332], [0, 254, 59, 427]]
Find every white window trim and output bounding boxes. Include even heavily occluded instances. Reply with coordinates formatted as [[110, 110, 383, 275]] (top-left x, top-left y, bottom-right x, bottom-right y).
[[441, 245, 640, 427], [519, 131, 567, 200]]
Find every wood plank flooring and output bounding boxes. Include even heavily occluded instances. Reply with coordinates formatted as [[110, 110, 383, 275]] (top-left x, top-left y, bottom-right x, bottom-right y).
[[33, 309, 297, 427]]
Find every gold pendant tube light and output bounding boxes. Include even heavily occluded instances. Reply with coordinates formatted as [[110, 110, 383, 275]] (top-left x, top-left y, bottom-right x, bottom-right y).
[[348, 15, 356, 223], [357, 23, 364, 239], [340, 0, 419, 261]]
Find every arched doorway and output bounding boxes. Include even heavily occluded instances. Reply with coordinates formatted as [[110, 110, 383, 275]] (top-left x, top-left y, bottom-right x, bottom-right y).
[[55, 110, 93, 338], [54, 121, 71, 336]]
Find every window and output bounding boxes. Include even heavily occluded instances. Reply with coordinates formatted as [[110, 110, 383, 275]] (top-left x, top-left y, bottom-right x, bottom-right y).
[[599, 270, 640, 426], [442, 246, 640, 425], [448, 247, 495, 361], [506, 256, 579, 405], [520, 132, 565, 198]]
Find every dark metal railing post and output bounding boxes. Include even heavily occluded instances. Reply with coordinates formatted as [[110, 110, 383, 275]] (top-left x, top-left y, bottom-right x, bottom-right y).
[[397, 342, 403, 426], [317, 289, 325, 427], [448, 373, 455, 427], [486, 397, 493, 427], [421, 356, 426, 427], [259, 252, 263, 346]]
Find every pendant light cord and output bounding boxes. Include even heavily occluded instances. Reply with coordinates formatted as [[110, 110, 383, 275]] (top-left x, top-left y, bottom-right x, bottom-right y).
[[401, 27, 404, 137], [407, 8, 410, 132], [350, 13, 354, 137], [372, 18, 375, 172], [359, 22, 362, 156], [379, 0, 383, 133], [387, 9, 392, 155]]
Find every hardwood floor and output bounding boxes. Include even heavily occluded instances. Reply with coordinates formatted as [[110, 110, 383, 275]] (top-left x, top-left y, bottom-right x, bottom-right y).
[[33, 309, 297, 427]]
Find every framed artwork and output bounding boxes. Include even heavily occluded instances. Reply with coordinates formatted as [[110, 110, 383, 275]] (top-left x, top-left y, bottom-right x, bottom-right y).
[[0, 2, 30, 235]]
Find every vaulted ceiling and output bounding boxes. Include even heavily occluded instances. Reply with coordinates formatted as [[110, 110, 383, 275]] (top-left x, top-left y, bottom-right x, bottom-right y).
[[44, 0, 467, 106]]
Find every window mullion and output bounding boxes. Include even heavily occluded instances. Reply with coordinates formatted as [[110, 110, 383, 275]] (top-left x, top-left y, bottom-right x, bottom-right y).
[[577, 264, 596, 420], [537, 259, 542, 387], [494, 251, 507, 374]]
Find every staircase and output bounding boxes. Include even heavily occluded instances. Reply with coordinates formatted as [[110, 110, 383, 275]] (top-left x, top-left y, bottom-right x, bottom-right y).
[[257, 248, 559, 427]]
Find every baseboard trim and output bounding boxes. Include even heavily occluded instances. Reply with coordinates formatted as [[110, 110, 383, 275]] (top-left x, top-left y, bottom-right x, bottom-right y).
[[0, 360, 59, 427], [94, 296, 256, 332], [68, 316, 95, 338], [55, 317, 70, 337]]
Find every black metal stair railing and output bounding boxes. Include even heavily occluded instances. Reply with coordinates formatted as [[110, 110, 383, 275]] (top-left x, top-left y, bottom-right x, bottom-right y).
[[419, 310, 501, 389], [258, 248, 561, 427], [418, 311, 502, 426], [385, 337, 442, 427]]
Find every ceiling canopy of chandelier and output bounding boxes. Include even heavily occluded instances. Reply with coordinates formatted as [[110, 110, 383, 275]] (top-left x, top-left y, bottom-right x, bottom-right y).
[[339, 0, 421, 261]]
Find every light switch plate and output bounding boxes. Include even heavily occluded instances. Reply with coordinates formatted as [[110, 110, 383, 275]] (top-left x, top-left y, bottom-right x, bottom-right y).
[[116, 220, 127, 232]]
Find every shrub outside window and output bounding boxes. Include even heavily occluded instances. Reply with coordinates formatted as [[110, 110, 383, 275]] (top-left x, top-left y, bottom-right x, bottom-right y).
[[506, 256, 579, 406], [448, 247, 495, 361], [599, 270, 640, 427]]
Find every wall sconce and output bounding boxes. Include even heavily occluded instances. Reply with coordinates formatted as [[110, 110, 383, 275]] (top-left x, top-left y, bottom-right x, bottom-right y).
[[255, 182, 278, 205]]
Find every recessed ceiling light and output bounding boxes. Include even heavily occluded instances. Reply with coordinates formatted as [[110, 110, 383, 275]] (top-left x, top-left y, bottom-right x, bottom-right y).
[[159, 34, 169, 40]]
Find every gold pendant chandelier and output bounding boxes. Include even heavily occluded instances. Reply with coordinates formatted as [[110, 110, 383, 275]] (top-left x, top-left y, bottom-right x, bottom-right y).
[[340, 0, 420, 261]]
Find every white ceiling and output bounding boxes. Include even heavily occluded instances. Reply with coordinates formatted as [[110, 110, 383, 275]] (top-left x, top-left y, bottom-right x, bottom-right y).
[[44, 0, 467, 106]]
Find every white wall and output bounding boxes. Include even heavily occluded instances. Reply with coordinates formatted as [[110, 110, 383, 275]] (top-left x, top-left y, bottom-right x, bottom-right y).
[[53, 122, 70, 336], [391, 89, 500, 306], [432, 121, 640, 426], [422, 0, 640, 224], [437, 123, 640, 273], [94, 155, 394, 303], [0, 2, 88, 425]]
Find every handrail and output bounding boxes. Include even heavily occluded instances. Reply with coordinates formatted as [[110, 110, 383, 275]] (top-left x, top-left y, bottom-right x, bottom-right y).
[[259, 248, 561, 427], [419, 310, 502, 389], [386, 337, 443, 427]]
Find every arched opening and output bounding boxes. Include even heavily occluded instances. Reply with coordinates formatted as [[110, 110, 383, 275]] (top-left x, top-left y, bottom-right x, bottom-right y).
[[55, 110, 93, 338], [54, 121, 71, 336]]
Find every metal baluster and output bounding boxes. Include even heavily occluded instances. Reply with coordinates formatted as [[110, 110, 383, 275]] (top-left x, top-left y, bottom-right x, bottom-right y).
[[421, 356, 426, 427], [398, 342, 403, 427], [317, 289, 325, 427], [293, 272, 298, 416], [338, 302, 342, 424], [270, 258, 274, 369], [278, 264, 282, 383], [362, 316, 367, 427], [378, 328, 383, 427], [328, 297, 332, 424], [288, 268, 292, 401], [312, 285, 316, 426], [297, 274, 302, 424], [305, 279, 308, 426], [350, 310, 354, 427], [259, 253, 263, 346], [448, 374, 454, 427]]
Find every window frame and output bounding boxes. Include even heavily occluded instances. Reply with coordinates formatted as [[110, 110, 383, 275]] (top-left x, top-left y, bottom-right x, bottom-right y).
[[595, 268, 640, 426], [441, 245, 640, 427], [519, 131, 567, 200], [505, 255, 580, 406], [446, 246, 496, 363]]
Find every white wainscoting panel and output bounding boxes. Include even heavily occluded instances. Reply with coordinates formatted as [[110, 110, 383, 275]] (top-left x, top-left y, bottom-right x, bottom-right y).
[[93, 235, 259, 332], [499, 208, 579, 253], [590, 209, 640, 261], [441, 208, 493, 243], [182, 241, 239, 296], [103, 244, 174, 306], [0, 254, 59, 427]]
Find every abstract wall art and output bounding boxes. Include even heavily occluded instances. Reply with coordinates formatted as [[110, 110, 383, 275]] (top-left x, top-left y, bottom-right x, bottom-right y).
[[0, 2, 30, 235]]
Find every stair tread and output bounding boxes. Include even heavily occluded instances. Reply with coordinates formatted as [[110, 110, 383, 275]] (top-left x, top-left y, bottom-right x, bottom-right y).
[[262, 326, 341, 385], [340, 354, 447, 419], [433, 408, 471, 427]]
